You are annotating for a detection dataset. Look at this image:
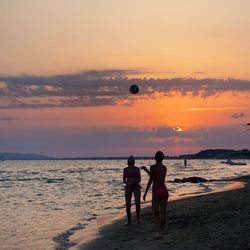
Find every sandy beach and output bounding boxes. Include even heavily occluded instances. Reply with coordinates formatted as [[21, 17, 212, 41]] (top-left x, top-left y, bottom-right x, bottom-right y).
[[78, 176, 250, 250]]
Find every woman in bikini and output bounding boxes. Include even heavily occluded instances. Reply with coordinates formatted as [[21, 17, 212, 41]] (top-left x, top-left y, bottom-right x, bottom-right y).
[[123, 155, 141, 225], [143, 151, 169, 238]]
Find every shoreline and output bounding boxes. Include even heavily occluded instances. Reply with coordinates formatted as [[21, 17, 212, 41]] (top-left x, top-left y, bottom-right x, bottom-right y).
[[70, 176, 250, 250]]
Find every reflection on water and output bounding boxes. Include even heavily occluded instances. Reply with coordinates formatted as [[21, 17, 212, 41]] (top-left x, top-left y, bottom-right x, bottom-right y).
[[0, 159, 249, 250]]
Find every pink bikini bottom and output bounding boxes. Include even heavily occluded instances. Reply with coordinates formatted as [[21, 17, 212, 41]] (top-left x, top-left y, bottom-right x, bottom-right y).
[[153, 187, 169, 200]]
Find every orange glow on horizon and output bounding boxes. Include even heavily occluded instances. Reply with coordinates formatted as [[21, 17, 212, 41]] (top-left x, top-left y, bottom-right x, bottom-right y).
[[1, 91, 248, 134]]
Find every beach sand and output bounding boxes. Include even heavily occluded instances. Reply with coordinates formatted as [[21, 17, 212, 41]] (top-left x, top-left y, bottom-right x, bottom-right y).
[[78, 176, 250, 250]]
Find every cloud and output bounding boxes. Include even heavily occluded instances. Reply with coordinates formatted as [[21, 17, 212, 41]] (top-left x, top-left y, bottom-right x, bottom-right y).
[[0, 116, 15, 121], [231, 112, 245, 119], [0, 125, 183, 156], [1, 123, 248, 157], [0, 70, 250, 109], [186, 107, 238, 111]]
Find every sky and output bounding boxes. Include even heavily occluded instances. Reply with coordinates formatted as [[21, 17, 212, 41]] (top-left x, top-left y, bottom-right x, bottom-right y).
[[0, 0, 249, 157]]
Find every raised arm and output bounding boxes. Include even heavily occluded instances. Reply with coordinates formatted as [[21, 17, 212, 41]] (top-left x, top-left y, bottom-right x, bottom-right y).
[[143, 177, 152, 201], [141, 166, 150, 176], [143, 166, 153, 201]]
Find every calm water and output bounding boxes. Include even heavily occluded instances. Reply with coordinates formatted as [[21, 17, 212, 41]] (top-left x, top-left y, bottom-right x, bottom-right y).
[[0, 159, 249, 250]]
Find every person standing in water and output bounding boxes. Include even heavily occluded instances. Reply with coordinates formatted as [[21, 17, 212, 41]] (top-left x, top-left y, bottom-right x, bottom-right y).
[[143, 151, 169, 238], [184, 158, 187, 167], [123, 155, 141, 225]]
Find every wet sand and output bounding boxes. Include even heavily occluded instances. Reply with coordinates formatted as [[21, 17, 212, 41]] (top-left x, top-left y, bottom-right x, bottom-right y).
[[78, 176, 250, 250]]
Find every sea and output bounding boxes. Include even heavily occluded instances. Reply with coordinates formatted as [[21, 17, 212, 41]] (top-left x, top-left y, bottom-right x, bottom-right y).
[[0, 159, 249, 250]]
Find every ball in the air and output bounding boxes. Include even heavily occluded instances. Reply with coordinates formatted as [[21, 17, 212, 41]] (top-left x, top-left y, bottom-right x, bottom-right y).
[[129, 84, 139, 94]]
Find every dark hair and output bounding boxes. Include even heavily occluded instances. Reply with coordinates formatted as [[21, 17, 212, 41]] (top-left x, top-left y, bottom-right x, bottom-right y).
[[127, 155, 135, 166], [155, 151, 164, 163]]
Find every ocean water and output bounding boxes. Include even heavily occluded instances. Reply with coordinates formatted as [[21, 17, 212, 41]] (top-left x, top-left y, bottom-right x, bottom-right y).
[[0, 159, 249, 250]]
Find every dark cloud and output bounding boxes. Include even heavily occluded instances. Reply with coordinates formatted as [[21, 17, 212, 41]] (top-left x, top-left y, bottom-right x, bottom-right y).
[[231, 112, 245, 119], [0, 69, 250, 109], [0, 125, 180, 156], [1, 124, 248, 157], [0, 116, 15, 121], [185, 126, 250, 150]]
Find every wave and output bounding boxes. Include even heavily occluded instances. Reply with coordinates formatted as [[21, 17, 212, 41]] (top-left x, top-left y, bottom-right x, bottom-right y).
[[53, 223, 87, 250]]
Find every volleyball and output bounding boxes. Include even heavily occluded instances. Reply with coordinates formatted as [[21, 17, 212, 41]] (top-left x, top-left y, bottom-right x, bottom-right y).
[[129, 84, 139, 94]]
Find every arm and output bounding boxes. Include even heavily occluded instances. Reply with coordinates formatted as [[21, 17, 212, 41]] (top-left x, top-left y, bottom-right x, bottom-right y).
[[143, 166, 153, 201], [141, 166, 150, 176], [123, 168, 126, 184], [143, 177, 152, 201]]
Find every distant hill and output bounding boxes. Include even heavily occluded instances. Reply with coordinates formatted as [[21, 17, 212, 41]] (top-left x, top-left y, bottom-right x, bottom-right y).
[[59, 149, 250, 160], [1, 149, 249, 160], [179, 149, 250, 159], [0, 152, 57, 160]]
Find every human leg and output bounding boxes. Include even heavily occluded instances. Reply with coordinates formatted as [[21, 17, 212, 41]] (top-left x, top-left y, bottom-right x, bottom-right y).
[[160, 198, 168, 232], [125, 188, 132, 224], [152, 197, 161, 234], [134, 187, 141, 223]]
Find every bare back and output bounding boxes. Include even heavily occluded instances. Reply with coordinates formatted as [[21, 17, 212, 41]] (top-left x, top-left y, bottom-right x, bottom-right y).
[[150, 163, 167, 189]]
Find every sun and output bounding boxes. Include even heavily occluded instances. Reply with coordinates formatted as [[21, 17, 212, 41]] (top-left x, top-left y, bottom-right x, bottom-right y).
[[173, 126, 183, 132]]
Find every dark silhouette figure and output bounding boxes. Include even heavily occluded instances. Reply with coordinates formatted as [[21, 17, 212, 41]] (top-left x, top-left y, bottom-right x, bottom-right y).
[[184, 158, 187, 167], [123, 155, 141, 225], [143, 151, 169, 238]]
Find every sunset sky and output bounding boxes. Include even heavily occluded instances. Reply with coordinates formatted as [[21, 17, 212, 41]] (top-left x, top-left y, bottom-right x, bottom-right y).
[[0, 0, 249, 157]]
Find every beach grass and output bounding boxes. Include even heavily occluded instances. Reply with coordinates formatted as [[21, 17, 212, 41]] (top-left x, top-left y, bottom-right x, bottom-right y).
[[78, 176, 250, 250]]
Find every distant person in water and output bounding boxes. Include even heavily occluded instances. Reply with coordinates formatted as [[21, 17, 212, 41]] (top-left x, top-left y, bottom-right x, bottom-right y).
[[184, 158, 187, 167], [123, 155, 141, 225], [143, 151, 169, 238]]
